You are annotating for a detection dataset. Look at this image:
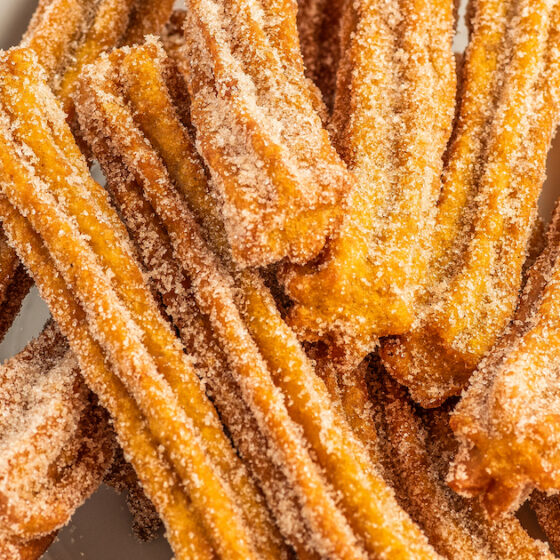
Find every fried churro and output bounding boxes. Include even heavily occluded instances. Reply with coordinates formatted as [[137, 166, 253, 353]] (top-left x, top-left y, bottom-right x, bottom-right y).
[[283, 0, 456, 369], [376, 371, 554, 559], [76, 38, 444, 559], [381, 0, 560, 406], [449, 199, 560, 516], [21, 0, 174, 116], [181, 0, 353, 267], [0, 322, 113, 553], [0, 46, 285, 560]]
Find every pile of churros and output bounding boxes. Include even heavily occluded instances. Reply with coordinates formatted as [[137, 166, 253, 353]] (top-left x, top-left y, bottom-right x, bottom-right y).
[[1, 0, 560, 558]]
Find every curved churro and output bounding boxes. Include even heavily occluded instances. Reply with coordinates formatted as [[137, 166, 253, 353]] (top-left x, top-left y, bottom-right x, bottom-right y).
[[76, 38, 444, 559], [0, 322, 113, 549], [381, 0, 560, 406], [0, 46, 284, 560], [449, 198, 560, 516], [283, 0, 456, 368], [182, 0, 353, 267]]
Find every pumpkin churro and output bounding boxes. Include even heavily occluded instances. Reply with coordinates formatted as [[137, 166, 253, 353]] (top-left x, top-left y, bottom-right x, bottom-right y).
[[381, 0, 560, 406], [181, 0, 354, 267], [449, 201, 560, 515], [283, 0, 456, 368]]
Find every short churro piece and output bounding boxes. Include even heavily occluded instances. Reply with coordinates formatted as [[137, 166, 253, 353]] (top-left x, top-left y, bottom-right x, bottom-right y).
[[449, 200, 560, 515], [0, 323, 113, 543], [381, 0, 560, 406], [283, 0, 456, 368], [182, 0, 353, 267]]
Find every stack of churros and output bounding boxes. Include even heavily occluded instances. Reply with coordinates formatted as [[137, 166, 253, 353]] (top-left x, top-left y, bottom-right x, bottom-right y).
[[381, 0, 560, 405], [1, 0, 560, 558]]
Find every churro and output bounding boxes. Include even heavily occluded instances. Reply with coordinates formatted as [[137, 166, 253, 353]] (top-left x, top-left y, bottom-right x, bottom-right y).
[[449, 199, 560, 515], [21, 0, 174, 116], [283, 0, 456, 368], [376, 372, 554, 559], [76, 38, 444, 559], [532, 493, 560, 554], [0, 322, 113, 549], [381, 0, 560, 406], [0, 46, 284, 560], [181, 0, 353, 267]]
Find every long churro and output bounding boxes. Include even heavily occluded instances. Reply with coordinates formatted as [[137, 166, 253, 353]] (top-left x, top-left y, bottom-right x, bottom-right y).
[[181, 0, 353, 267], [283, 0, 456, 368], [0, 46, 286, 560], [76, 38, 444, 559], [0, 322, 113, 547], [381, 0, 560, 406], [449, 198, 560, 516]]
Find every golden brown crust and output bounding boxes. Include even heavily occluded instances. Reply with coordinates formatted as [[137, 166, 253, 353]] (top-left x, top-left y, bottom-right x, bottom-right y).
[[0, 47, 262, 560], [283, 0, 456, 367], [381, 0, 560, 406], [182, 0, 353, 267]]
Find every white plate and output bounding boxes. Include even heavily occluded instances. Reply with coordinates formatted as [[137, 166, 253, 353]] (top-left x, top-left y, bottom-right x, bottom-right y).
[[0, 0, 558, 558]]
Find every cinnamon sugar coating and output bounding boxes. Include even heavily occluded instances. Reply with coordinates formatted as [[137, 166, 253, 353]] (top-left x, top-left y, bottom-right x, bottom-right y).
[[181, 0, 353, 267], [74, 37, 444, 559], [449, 201, 560, 515], [283, 0, 456, 368], [381, 0, 560, 406], [0, 322, 113, 550]]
